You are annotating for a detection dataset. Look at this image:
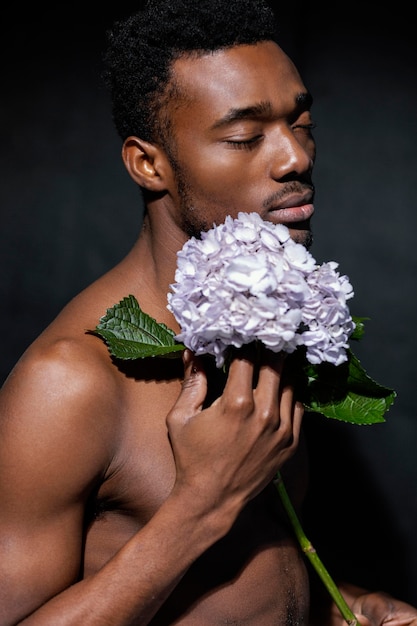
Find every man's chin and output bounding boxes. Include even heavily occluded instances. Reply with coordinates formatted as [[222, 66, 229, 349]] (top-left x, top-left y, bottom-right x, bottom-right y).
[[288, 226, 313, 250]]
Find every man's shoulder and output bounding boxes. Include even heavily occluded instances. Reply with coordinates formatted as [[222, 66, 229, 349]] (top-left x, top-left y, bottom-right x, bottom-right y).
[[9, 327, 114, 386], [0, 328, 124, 441], [0, 331, 129, 509]]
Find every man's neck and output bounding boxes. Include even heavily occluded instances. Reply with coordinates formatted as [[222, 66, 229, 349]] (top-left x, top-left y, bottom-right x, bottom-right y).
[[121, 213, 187, 332]]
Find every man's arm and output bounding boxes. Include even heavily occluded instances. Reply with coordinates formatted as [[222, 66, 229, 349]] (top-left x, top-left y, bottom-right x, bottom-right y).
[[0, 344, 303, 625]]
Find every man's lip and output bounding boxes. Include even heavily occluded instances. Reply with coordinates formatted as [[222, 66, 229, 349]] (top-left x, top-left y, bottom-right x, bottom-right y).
[[268, 203, 314, 223]]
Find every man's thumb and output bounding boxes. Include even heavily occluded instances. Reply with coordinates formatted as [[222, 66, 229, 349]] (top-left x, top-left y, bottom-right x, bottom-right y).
[[168, 350, 207, 423]]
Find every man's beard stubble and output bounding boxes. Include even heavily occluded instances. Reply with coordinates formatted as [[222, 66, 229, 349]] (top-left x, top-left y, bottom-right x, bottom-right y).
[[172, 156, 314, 249]]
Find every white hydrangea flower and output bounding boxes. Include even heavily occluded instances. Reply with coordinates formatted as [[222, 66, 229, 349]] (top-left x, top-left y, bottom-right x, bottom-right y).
[[167, 212, 355, 368]]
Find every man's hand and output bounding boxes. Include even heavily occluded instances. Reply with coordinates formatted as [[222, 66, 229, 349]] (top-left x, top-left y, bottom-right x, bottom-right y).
[[324, 583, 417, 625], [351, 590, 417, 625], [166, 346, 304, 532]]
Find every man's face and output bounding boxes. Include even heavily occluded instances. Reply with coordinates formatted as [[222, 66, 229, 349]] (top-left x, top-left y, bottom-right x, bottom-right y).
[[164, 41, 316, 247]]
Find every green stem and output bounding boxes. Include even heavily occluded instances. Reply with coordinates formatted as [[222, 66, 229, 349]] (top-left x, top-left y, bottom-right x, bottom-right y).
[[273, 471, 361, 626]]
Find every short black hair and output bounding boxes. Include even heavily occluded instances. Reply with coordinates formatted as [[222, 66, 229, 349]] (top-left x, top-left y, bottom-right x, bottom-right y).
[[102, 0, 279, 144]]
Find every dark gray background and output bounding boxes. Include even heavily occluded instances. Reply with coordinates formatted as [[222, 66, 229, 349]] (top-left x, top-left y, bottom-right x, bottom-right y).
[[1, 2, 417, 606]]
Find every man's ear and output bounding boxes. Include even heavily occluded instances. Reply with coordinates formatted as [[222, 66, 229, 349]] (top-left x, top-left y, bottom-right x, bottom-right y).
[[122, 136, 170, 192]]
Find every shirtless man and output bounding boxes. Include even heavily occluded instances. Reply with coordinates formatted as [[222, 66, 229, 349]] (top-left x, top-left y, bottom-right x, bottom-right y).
[[1, 1, 416, 624]]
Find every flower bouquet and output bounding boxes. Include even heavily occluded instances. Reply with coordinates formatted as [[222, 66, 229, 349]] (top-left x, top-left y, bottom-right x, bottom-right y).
[[92, 212, 395, 625]]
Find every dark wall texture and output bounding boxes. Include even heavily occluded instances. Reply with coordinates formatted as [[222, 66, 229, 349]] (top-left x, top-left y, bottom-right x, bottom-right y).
[[1, 1, 417, 607]]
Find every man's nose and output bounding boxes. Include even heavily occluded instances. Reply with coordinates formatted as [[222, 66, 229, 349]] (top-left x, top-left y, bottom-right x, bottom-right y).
[[270, 128, 315, 181]]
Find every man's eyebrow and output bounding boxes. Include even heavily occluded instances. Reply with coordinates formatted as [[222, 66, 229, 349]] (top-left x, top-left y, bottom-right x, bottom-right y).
[[295, 91, 313, 111], [210, 92, 313, 130], [210, 101, 273, 130]]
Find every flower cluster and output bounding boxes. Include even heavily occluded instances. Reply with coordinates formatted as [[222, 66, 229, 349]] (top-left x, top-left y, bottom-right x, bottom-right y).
[[167, 212, 355, 368]]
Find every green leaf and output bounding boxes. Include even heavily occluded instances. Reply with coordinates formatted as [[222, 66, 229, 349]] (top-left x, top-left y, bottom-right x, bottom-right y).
[[91, 295, 185, 360], [91, 298, 395, 425], [289, 348, 396, 425], [350, 315, 368, 341]]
